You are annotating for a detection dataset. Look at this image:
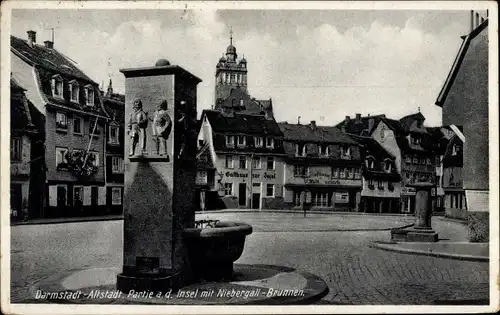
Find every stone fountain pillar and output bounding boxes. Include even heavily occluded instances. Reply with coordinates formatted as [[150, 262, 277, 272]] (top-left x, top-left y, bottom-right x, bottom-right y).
[[116, 59, 202, 293], [406, 182, 439, 242]]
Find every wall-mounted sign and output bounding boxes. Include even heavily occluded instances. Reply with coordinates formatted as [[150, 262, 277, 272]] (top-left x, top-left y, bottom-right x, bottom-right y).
[[401, 187, 416, 196], [225, 171, 276, 180]]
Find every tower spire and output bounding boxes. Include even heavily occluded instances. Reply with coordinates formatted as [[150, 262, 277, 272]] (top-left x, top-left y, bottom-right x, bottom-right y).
[[229, 26, 233, 46]]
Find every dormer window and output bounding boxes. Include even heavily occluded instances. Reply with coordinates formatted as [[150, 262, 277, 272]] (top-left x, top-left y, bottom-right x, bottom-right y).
[[384, 160, 392, 173], [365, 157, 375, 169], [319, 144, 329, 156], [341, 146, 351, 159], [84, 85, 94, 106], [296, 143, 307, 157], [265, 137, 274, 149], [69, 80, 79, 102], [51, 75, 63, 98], [411, 135, 421, 145], [254, 137, 263, 148], [237, 135, 246, 147], [225, 135, 235, 147], [452, 144, 460, 156], [109, 125, 120, 145]]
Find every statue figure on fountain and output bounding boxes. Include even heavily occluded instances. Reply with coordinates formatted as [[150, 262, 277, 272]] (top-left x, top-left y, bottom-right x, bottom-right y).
[[128, 99, 149, 156], [152, 99, 172, 159]]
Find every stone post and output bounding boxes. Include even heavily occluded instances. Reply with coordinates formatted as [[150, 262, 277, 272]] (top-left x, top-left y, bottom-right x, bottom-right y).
[[406, 182, 439, 242], [116, 59, 202, 293]]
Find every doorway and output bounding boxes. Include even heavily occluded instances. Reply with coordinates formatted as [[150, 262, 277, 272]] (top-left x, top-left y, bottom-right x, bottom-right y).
[[238, 183, 247, 206], [252, 193, 260, 209]]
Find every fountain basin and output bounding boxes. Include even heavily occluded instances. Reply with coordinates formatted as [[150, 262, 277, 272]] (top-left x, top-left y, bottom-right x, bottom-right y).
[[183, 221, 253, 281]]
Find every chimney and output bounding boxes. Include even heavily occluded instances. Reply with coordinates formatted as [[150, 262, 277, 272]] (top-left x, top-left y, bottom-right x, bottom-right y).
[[380, 114, 386, 118], [470, 10, 474, 32], [310, 120, 317, 130], [27, 30, 36, 47], [355, 113, 361, 122], [476, 12, 480, 28], [44, 40, 53, 49], [345, 115, 350, 122]]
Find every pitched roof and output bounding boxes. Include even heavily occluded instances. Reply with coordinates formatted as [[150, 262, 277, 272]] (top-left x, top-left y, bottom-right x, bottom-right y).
[[10, 76, 25, 91], [435, 19, 488, 107], [11, 36, 96, 84], [399, 112, 425, 132], [102, 91, 125, 123], [278, 122, 357, 144], [203, 110, 283, 136], [350, 135, 394, 161], [11, 77, 36, 132], [335, 114, 386, 136], [196, 143, 215, 170], [442, 135, 463, 167]]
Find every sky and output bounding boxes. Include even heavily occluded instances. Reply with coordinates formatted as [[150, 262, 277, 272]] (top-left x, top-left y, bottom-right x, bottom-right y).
[[11, 8, 484, 126]]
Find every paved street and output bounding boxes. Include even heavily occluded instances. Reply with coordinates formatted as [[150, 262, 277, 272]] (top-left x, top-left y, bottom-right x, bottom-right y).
[[10, 213, 489, 305]]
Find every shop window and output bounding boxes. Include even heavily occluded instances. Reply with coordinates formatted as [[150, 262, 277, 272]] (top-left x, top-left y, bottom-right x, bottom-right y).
[[73, 186, 83, 206], [293, 191, 302, 207], [313, 192, 328, 207], [225, 155, 234, 169]]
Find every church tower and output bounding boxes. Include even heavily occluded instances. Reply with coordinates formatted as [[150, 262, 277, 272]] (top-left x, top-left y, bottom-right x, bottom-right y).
[[214, 28, 248, 106]]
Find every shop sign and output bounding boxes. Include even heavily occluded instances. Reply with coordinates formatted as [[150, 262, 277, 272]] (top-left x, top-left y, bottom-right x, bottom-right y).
[[225, 171, 276, 180], [401, 187, 416, 196]]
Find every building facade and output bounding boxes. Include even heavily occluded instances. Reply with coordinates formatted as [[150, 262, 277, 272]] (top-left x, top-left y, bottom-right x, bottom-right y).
[[350, 135, 401, 213], [11, 31, 110, 218], [197, 110, 285, 209], [10, 76, 43, 221], [370, 113, 439, 213], [102, 80, 125, 214], [279, 121, 362, 211], [435, 12, 489, 241]]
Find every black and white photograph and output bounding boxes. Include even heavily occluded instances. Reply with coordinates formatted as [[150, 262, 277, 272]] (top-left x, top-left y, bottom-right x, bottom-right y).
[[1, 1, 498, 314]]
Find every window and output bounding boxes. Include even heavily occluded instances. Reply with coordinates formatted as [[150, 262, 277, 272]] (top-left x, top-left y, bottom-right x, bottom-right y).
[[265, 137, 274, 149], [51, 75, 63, 98], [412, 155, 418, 164], [319, 144, 329, 156], [88, 119, 100, 136], [112, 156, 124, 173], [426, 157, 431, 165], [294, 165, 309, 177], [112, 187, 122, 205], [341, 146, 351, 159], [266, 157, 275, 170], [266, 184, 274, 197], [239, 156, 247, 169], [293, 191, 302, 207], [56, 112, 68, 130], [109, 126, 120, 144], [452, 144, 460, 156], [313, 192, 328, 207], [252, 156, 261, 169], [339, 168, 346, 179], [296, 143, 306, 156], [73, 116, 82, 134], [225, 155, 234, 169], [331, 167, 339, 178], [405, 155, 411, 163], [355, 168, 362, 179], [85, 85, 94, 106], [89, 151, 99, 167], [368, 159, 375, 169], [435, 156, 442, 166], [230, 74, 236, 83], [69, 80, 79, 102], [377, 180, 384, 190], [237, 135, 246, 147], [368, 178, 374, 189], [56, 147, 68, 168], [73, 186, 83, 206], [226, 135, 235, 147], [254, 137, 263, 148], [11, 137, 22, 161], [385, 161, 392, 173], [239, 99, 244, 107], [224, 183, 233, 196]]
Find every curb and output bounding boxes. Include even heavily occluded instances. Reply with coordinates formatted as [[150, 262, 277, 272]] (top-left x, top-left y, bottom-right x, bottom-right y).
[[197, 209, 415, 217], [11, 215, 124, 226], [435, 216, 468, 225], [249, 223, 416, 233], [370, 242, 489, 262]]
